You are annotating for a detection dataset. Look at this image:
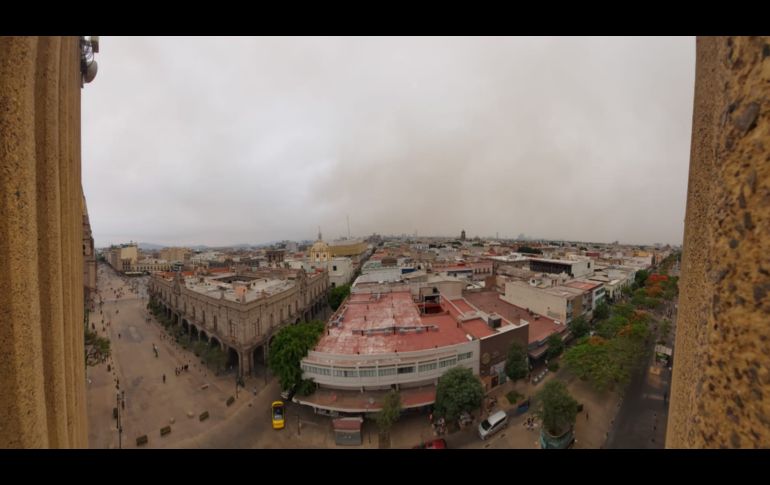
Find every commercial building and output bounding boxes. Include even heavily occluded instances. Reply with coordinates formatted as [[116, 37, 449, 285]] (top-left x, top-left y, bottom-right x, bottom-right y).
[[159, 247, 191, 264], [149, 267, 330, 378], [501, 280, 588, 324], [464, 290, 568, 363], [82, 195, 97, 305], [528, 257, 593, 279], [564, 280, 606, 313], [295, 282, 528, 415], [105, 243, 139, 273], [133, 258, 172, 273]]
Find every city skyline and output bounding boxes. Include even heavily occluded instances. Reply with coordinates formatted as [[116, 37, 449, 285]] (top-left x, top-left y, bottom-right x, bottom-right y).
[[83, 37, 695, 248]]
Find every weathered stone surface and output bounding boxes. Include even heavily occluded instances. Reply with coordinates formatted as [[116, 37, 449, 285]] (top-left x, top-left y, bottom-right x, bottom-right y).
[[0, 37, 88, 448], [667, 36, 770, 449]]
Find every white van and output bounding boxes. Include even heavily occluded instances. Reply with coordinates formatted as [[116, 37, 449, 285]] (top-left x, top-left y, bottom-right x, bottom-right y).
[[478, 410, 508, 440]]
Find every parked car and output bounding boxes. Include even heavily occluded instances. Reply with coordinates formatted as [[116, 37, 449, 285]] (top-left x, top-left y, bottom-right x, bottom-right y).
[[478, 410, 508, 440], [271, 401, 285, 430], [412, 439, 447, 449]]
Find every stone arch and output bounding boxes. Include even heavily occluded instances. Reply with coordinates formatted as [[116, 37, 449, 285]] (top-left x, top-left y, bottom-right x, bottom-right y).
[[226, 347, 239, 374], [210, 336, 222, 349], [200, 330, 209, 342]]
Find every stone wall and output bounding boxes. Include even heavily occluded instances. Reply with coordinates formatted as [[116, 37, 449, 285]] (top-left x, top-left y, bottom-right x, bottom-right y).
[[0, 37, 88, 448], [667, 36, 770, 448]]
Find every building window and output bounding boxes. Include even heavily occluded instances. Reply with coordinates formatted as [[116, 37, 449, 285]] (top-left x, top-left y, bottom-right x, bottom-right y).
[[457, 352, 473, 361], [397, 366, 414, 374], [378, 367, 396, 377], [359, 367, 376, 378], [418, 361, 438, 373], [333, 265, 337, 271], [439, 358, 457, 368]]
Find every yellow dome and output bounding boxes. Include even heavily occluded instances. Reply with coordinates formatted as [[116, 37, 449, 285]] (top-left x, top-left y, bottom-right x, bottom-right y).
[[310, 241, 330, 253]]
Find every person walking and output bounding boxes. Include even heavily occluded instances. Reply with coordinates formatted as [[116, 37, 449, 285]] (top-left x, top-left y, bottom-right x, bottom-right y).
[[162, 374, 166, 383]]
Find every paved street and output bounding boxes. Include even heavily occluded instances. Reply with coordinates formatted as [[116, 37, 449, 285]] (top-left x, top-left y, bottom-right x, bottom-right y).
[[606, 286, 677, 448], [86, 263, 276, 449], [86, 262, 637, 449]]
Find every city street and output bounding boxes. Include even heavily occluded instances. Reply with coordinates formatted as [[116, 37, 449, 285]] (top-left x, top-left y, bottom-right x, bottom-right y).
[[85, 262, 638, 449], [86, 263, 276, 449], [606, 281, 678, 448]]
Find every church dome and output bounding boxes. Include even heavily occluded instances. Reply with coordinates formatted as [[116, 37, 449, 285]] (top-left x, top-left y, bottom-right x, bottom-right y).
[[310, 240, 330, 253]]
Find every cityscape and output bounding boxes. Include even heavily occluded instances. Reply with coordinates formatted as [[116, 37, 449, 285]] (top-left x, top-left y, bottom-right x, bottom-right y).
[[1, 36, 768, 450]]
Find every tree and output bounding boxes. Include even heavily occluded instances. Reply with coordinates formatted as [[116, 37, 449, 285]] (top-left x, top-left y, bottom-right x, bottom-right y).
[[328, 284, 351, 311], [505, 341, 529, 381], [533, 380, 578, 437], [517, 246, 543, 255], [546, 334, 565, 359], [596, 315, 628, 339], [268, 320, 325, 391], [568, 315, 590, 339], [84, 329, 111, 366], [203, 345, 227, 373], [375, 389, 402, 435], [593, 301, 610, 321], [434, 367, 484, 422], [635, 270, 650, 288]]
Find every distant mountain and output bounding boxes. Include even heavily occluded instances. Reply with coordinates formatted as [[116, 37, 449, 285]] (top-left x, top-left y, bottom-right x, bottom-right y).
[[138, 242, 166, 250]]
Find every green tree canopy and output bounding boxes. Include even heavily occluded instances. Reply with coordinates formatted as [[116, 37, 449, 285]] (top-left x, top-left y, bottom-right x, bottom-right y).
[[375, 390, 402, 434], [534, 380, 578, 437], [268, 320, 325, 391], [84, 329, 111, 366], [593, 301, 610, 321], [546, 333, 565, 359], [328, 284, 351, 311], [505, 340, 529, 381], [635, 270, 650, 288], [517, 246, 543, 255], [434, 367, 484, 422], [613, 302, 635, 319], [568, 315, 590, 339], [596, 315, 629, 339]]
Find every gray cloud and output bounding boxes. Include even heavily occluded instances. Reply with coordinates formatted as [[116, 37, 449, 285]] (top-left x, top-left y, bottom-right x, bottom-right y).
[[82, 36, 695, 247]]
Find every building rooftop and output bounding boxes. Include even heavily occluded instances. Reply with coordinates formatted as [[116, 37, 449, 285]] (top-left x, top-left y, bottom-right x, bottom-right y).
[[463, 290, 566, 345], [564, 280, 603, 292], [529, 257, 586, 266], [311, 290, 472, 356]]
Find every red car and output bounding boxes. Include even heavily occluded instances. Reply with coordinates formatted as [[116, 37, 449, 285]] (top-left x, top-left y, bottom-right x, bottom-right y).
[[413, 439, 447, 449]]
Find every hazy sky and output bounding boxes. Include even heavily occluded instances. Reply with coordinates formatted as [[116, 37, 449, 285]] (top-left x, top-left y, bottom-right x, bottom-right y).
[[82, 37, 695, 248]]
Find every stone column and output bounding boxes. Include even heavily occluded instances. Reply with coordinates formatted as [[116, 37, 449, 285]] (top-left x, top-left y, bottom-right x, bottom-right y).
[[0, 36, 88, 448], [667, 36, 770, 448]]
